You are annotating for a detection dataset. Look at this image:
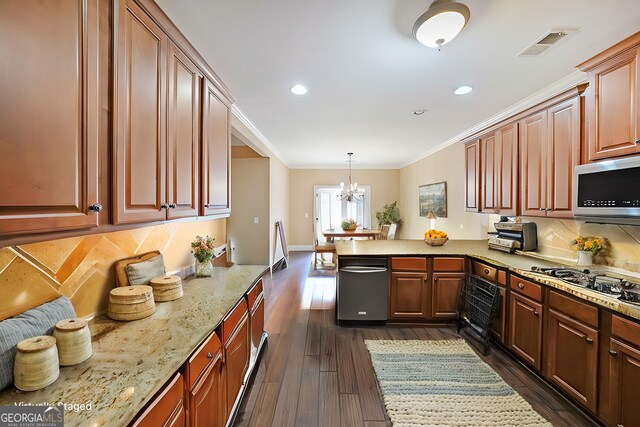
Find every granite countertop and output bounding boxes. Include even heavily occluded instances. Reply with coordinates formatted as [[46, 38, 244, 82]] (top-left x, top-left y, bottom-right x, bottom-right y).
[[335, 239, 640, 321], [0, 264, 268, 427]]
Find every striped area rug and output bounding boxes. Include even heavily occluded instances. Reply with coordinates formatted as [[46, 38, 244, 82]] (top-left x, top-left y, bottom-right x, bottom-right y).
[[365, 339, 552, 427]]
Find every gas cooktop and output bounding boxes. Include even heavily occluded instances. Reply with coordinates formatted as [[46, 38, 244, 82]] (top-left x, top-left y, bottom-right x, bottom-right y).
[[530, 266, 640, 305]]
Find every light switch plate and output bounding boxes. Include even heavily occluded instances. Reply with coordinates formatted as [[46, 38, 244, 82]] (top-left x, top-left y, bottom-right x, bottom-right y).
[[253, 217, 259, 224]]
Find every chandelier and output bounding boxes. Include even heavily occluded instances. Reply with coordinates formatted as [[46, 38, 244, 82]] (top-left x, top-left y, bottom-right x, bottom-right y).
[[339, 153, 364, 202]]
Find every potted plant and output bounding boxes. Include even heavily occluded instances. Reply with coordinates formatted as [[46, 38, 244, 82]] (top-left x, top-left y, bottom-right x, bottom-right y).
[[375, 201, 402, 228], [191, 235, 215, 277]]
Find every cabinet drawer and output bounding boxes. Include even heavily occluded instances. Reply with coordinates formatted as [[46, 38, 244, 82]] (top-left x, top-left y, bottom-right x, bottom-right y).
[[471, 261, 497, 282], [246, 278, 264, 311], [433, 257, 465, 272], [223, 299, 249, 343], [510, 276, 542, 302], [187, 330, 222, 390], [391, 257, 427, 272], [548, 290, 599, 328], [133, 372, 184, 427], [612, 315, 640, 347]]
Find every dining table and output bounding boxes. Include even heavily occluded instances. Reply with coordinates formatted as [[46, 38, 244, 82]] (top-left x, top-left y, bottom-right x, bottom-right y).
[[323, 228, 382, 242]]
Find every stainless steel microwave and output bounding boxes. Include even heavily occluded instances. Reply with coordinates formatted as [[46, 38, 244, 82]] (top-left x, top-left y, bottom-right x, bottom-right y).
[[574, 156, 640, 221]]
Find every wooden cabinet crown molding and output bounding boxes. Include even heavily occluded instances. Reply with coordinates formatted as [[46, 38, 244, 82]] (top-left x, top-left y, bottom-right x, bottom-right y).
[[577, 31, 640, 71], [459, 84, 588, 146]]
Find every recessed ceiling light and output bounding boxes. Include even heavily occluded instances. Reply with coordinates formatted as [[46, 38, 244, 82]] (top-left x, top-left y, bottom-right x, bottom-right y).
[[413, 109, 427, 115], [291, 84, 308, 95], [454, 85, 473, 95]]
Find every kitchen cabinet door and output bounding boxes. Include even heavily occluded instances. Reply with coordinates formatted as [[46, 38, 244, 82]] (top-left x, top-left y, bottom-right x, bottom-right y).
[[547, 97, 581, 218], [546, 309, 598, 412], [609, 338, 640, 427], [0, 0, 100, 235], [251, 295, 265, 355], [497, 123, 518, 216], [114, 0, 168, 224], [519, 111, 547, 217], [491, 286, 507, 344], [464, 140, 481, 212], [509, 291, 543, 370], [581, 42, 640, 161], [190, 351, 224, 427], [481, 134, 498, 212], [431, 273, 464, 319], [201, 78, 231, 216], [167, 42, 201, 220], [224, 311, 249, 418], [133, 373, 185, 427], [389, 272, 430, 320]]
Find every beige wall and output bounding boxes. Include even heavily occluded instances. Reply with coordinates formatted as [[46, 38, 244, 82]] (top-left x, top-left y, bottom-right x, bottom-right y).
[[289, 169, 400, 246], [228, 158, 270, 264], [0, 219, 226, 319], [400, 143, 488, 240], [270, 156, 290, 265]]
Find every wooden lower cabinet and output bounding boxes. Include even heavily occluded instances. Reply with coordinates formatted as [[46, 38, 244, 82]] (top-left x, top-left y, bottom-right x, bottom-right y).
[[389, 272, 430, 320], [546, 309, 598, 412], [609, 338, 640, 427], [251, 295, 265, 352], [189, 352, 224, 427], [224, 312, 250, 418], [491, 286, 507, 344], [431, 273, 464, 319], [133, 373, 185, 427], [509, 292, 543, 370]]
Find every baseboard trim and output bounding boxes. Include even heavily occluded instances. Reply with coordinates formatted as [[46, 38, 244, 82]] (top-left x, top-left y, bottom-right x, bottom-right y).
[[289, 245, 313, 251]]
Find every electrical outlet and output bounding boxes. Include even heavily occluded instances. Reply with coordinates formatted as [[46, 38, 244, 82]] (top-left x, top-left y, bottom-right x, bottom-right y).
[[305, 213, 309, 218], [253, 217, 259, 224]]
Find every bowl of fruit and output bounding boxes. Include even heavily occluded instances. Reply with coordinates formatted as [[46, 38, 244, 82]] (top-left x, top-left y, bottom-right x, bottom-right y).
[[424, 229, 448, 246]]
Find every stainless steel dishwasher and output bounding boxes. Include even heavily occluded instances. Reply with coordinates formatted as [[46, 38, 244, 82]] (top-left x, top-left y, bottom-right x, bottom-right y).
[[337, 257, 388, 324]]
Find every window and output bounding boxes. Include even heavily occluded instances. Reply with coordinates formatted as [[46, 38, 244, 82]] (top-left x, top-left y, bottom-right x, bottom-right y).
[[314, 185, 371, 242]]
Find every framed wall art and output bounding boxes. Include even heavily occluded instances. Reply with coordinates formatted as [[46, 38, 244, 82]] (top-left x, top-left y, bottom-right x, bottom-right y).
[[419, 181, 447, 217]]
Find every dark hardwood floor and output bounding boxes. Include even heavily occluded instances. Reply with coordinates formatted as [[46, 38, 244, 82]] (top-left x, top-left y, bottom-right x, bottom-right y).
[[234, 252, 598, 427]]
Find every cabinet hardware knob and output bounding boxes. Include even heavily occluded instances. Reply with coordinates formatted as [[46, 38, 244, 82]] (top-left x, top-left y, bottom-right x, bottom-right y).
[[518, 283, 525, 289], [635, 138, 640, 144], [546, 208, 552, 211], [206, 352, 213, 359], [539, 208, 545, 211], [586, 337, 594, 343], [161, 204, 169, 209], [204, 204, 210, 208], [89, 203, 102, 213], [484, 269, 490, 275], [533, 310, 540, 316], [609, 349, 618, 356], [169, 203, 177, 209]]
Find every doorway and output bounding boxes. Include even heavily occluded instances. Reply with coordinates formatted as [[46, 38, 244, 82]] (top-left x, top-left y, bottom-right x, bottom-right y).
[[314, 185, 371, 243]]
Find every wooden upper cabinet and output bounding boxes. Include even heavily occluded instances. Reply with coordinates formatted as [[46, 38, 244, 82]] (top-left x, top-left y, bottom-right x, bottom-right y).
[[519, 111, 547, 217], [201, 79, 231, 216], [547, 97, 581, 217], [519, 96, 581, 218], [167, 42, 201, 220], [113, 0, 168, 224], [480, 134, 497, 212], [0, 0, 100, 235], [480, 124, 519, 215], [578, 33, 640, 161], [464, 140, 480, 212]]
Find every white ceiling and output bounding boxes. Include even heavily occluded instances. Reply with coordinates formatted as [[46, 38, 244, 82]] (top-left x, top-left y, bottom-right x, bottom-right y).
[[156, 0, 640, 168]]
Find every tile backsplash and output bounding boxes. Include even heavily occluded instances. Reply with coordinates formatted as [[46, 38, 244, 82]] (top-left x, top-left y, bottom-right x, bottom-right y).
[[490, 215, 640, 274], [0, 219, 226, 319]]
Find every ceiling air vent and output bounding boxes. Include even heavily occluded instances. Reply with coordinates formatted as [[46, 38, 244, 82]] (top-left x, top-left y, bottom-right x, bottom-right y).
[[517, 29, 576, 57]]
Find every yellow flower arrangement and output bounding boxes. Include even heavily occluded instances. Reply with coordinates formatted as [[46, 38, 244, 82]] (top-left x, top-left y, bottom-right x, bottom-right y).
[[571, 236, 603, 256]]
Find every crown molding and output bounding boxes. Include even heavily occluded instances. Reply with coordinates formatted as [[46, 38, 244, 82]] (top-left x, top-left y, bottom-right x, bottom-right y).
[[230, 105, 289, 167], [399, 70, 587, 169]]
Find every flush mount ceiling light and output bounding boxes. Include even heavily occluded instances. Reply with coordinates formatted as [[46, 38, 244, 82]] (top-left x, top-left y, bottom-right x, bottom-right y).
[[454, 85, 473, 95], [413, 0, 471, 50], [290, 84, 308, 95]]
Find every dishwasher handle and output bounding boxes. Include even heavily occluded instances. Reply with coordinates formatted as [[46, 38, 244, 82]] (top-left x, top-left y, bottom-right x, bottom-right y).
[[339, 266, 387, 273]]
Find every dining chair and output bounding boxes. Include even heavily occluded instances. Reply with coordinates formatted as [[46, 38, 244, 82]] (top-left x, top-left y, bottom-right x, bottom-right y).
[[313, 221, 335, 270]]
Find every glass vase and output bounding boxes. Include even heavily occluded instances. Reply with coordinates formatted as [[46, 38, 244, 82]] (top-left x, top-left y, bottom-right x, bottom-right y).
[[576, 251, 593, 266], [195, 259, 213, 277]]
